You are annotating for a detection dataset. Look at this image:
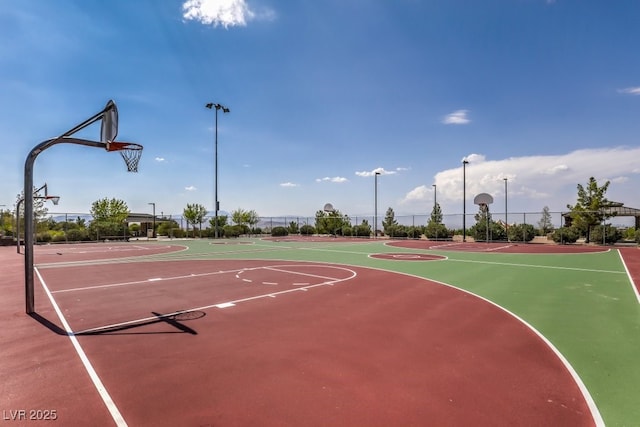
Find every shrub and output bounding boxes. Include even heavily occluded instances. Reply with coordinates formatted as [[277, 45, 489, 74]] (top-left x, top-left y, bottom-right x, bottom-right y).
[[424, 222, 449, 239], [406, 226, 423, 239], [52, 234, 67, 243], [507, 223, 536, 242], [300, 224, 315, 235], [223, 225, 242, 238], [171, 228, 186, 238], [65, 229, 89, 242], [271, 226, 289, 237], [590, 225, 622, 245], [551, 227, 579, 244], [353, 223, 372, 237], [636, 229, 640, 244]]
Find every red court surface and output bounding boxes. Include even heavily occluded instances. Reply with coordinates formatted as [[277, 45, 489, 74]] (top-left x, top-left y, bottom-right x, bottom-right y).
[[1, 245, 602, 426]]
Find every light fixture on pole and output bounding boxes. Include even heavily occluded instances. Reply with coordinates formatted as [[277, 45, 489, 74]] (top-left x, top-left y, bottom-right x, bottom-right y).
[[374, 172, 381, 239], [462, 160, 469, 242], [503, 178, 508, 241], [148, 202, 156, 238], [205, 102, 230, 239]]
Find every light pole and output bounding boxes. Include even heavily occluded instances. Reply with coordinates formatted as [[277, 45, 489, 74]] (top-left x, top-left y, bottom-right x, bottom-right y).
[[148, 202, 156, 238], [503, 178, 508, 241], [205, 102, 230, 239], [462, 160, 469, 242], [374, 172, 380, 239]]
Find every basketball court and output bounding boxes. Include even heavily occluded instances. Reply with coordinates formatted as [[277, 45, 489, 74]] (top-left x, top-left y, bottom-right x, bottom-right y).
[[1, 241, 604, 426]]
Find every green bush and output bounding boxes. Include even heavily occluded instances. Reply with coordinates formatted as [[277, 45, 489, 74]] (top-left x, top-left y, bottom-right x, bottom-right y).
[[171, 228, 186, 238], [636, 229, 640, 244], [222, 225, 242, 238], [507, 223, 536, 242], [52, 234, 67, 243], [37, 232, 53, 243], [551, 227, 579, 244], [424, 222, 449, 239], [353, 223, 371, 237], [590, 225, 622, 245], [406, 226, 423, 239], [65, 229, 89, 242], [271, 226, 289, 237], [300, 224, 315, 235]]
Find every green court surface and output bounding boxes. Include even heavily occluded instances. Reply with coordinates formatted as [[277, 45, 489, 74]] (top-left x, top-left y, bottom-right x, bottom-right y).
[[133, 238, 639, 426]]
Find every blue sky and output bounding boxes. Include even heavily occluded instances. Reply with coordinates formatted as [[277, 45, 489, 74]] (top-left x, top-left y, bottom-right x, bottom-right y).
[[1, 0, 639, 222]]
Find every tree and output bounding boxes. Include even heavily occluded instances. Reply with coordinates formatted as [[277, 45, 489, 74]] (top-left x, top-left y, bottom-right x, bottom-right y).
[[425, 202, 448, 239], [183, 203, 207, 237], [288, 221, 300, 234], [382, 207, 399, 236], [314, 209, 350, 235], [230, 208, 259, 235], [566, 177, 612, 243], [158, 219, 180, 237], [353, 219, 372, 237], [537, 206, 554, 236], [208, 214, 228, 238], [472, 203, 493, 241], [0, 208, 13, 237], [89, 198, 130, 239], [15, 188, 49, 239], [246, 210, 260, 233]]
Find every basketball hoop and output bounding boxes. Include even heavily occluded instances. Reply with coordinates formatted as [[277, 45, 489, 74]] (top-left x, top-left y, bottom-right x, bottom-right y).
[[106, 141, 143, 172], [45, 196, 60, 206]]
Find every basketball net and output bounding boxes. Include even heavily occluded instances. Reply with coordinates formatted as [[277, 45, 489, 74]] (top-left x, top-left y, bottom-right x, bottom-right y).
[[106, 141, 143, 172]]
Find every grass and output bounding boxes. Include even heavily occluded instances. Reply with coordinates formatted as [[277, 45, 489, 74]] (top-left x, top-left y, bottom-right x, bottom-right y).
[[142, 238, 639, 426]]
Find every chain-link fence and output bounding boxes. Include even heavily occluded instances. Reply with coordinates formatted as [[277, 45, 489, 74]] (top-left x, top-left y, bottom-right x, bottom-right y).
[[13, 209, 636, 243]]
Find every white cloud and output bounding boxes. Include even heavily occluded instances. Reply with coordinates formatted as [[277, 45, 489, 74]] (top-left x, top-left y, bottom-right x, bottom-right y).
[[185, 185, 197, 191], [400, 146, 640, 212], [543, 164, 570, 175], [401, 185, 432, 203], [182, 0, 274, 28], [316, 176, 349, 183], [609, 176, 629, 184], [355, 167, 398, 177], [443, 109, 470, 125], [280, 182, 299, 187], [618, 87, 640, 95], [155, 157, 166, 162]]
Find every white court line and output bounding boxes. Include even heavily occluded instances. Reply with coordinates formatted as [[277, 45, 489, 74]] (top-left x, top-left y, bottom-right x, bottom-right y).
[[617, 249, 640, 304], [74, 265, 358, 335], [35, 267, 127, 427], [484, 244, 514, 252], [52, 268, 249, 294], [448, 258, 625, 275]]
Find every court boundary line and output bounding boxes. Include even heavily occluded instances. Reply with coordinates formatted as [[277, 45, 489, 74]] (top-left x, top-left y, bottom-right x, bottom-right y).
[[70, 264, 357, 335], [617, 249, 640, 304], [40, 252, 604, 425], [35, 267, 128, 427], [252, 258, 608, 427], [74, 256, 604, 426]]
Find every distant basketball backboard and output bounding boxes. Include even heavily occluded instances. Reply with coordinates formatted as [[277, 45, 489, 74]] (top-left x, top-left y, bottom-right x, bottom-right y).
[[474, 193, 494, 205]]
